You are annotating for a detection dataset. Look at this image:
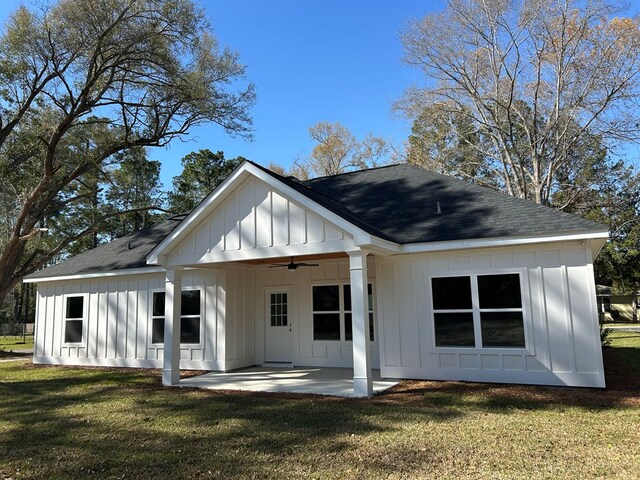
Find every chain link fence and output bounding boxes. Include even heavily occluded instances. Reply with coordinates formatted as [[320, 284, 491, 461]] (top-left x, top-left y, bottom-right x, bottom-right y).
[[0, 323, 35, 336]]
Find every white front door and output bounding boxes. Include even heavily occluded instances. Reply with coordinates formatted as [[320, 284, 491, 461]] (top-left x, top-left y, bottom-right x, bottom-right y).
[[265, 290, 292, 363]]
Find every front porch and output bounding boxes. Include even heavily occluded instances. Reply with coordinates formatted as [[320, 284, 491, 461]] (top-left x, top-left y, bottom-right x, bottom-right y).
[[179, 366, 398, 397]]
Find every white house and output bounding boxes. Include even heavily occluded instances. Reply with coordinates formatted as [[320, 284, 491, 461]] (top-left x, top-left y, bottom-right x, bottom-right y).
[[24, 161, 609, 396]]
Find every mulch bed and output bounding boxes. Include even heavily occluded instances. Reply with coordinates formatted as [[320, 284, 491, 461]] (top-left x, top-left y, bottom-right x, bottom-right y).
[[369, 346, 640, 408]]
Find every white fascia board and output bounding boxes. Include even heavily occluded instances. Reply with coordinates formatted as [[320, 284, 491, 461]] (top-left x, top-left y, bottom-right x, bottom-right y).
[[398, 229, 610, 255], [146, 164, 251, 264], [23, 266, 166, 283], [146, 161, 398, 264], [366, 236, 401, 254]]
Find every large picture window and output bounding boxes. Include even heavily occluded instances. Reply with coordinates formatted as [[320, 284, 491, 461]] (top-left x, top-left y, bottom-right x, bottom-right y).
[[431, 273, 525, 349], [64, 295, 85, 343], [312, 284, 375, 342], [151, 289, 202, 345]]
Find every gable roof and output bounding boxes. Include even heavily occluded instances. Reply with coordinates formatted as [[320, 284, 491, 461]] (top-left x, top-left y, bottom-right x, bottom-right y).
[[25, 161, 608, 282]]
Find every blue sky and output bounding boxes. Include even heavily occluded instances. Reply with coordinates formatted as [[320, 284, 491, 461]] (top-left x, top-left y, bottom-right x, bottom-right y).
[[177, 1, 436, 189], [0, 0, 439, 188]]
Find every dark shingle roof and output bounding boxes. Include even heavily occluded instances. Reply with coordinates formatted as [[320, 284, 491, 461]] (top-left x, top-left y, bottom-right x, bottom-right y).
[[296, 163, 604, 243], [26, 162, 606, 280], [26, 215, 185, 279]]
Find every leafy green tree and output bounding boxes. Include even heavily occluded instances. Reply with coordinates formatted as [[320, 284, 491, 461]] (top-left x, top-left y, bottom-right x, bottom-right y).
[[0, 0, 255, 303], [168, 150, 245, 213], [104, 148, 165, 241]]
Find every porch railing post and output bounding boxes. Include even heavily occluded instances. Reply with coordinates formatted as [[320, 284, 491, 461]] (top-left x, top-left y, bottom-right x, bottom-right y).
[[348, 249, 373, 397]]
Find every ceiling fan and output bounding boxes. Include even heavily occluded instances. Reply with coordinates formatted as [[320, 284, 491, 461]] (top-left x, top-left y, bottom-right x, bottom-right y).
[[270, 256, 320, 270]]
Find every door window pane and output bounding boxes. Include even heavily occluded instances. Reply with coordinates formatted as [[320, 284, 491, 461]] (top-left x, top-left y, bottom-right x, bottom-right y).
[[313, 313, 340, 340], [270, 292, 288, 327], [432, 277, 472, 310], [481, 312, 525, 347], [434, 312, 475, 347], [478, 274, 522, 309]]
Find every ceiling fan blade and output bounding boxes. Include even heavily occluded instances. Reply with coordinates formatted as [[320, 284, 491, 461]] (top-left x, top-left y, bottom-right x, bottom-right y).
[[268, 257, 319, 269]]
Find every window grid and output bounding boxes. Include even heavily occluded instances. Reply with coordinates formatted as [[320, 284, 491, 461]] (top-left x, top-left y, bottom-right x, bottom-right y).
[[150, 289, 202, 345], [312, 283, 375, 342], [270, 293, 288, 327], [431, 273, 525, 349], [64, 295, 85, 344]]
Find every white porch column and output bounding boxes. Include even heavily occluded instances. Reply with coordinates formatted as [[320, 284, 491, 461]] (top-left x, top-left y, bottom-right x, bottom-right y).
[[348, 249, 373, 397], [162, 268, 182, 386]]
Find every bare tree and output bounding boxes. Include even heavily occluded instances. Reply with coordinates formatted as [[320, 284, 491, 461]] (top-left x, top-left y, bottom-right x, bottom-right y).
[[299, 121, 389, 177], [0, 0, 255, 303], [399, 0, 640, 204]]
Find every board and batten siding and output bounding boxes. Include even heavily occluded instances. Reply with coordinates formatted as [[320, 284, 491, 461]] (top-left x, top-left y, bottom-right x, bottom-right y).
[[223, 265, 257, 370], [33, 270, 225, 370], [375, 241, 605, 387], [254, 257, 380, 369], [165, 177, 356, 266]]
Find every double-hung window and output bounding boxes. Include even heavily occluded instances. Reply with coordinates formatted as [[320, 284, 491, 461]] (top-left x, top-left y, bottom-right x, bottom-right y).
[[431, 273, 525, 349], [151, 289, 201, 345], [312, 284, 374, 342], [64, 295, 85, 343]]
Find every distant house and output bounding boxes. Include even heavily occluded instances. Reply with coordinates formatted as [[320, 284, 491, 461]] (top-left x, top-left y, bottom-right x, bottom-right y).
[[596, 285, 638, 323], [24, 161, 609, 395]]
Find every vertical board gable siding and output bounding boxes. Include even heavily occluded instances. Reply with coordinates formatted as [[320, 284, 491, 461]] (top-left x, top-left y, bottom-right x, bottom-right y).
[[167, 178, 351, 265]]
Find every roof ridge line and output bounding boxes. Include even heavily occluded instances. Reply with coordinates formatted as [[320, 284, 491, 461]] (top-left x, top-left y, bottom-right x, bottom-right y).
[[301, 162, 402, 182]]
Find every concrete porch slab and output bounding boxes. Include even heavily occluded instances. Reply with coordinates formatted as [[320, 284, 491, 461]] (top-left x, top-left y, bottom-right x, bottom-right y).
[[179, 367, 398, 397]]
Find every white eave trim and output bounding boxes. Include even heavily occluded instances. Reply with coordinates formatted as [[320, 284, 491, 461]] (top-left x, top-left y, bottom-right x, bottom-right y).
[[398, 229, 610, 255], [145, 161, 398, 263], [23, 266, 166, 283]]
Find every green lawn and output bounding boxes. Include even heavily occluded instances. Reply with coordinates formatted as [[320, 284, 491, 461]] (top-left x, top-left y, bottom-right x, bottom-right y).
[[0, 335, 34, 352], [607, 330, 640, 375], [1, 334, 639, 479]]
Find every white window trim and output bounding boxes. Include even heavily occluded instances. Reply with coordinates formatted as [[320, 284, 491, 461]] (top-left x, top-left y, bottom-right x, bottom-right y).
[[149, 288, 166, 346], [147, 287, 204, 347], [62, 293, 88, 346], [311, 281, 376, 344], [426, 268, 533, 354]]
